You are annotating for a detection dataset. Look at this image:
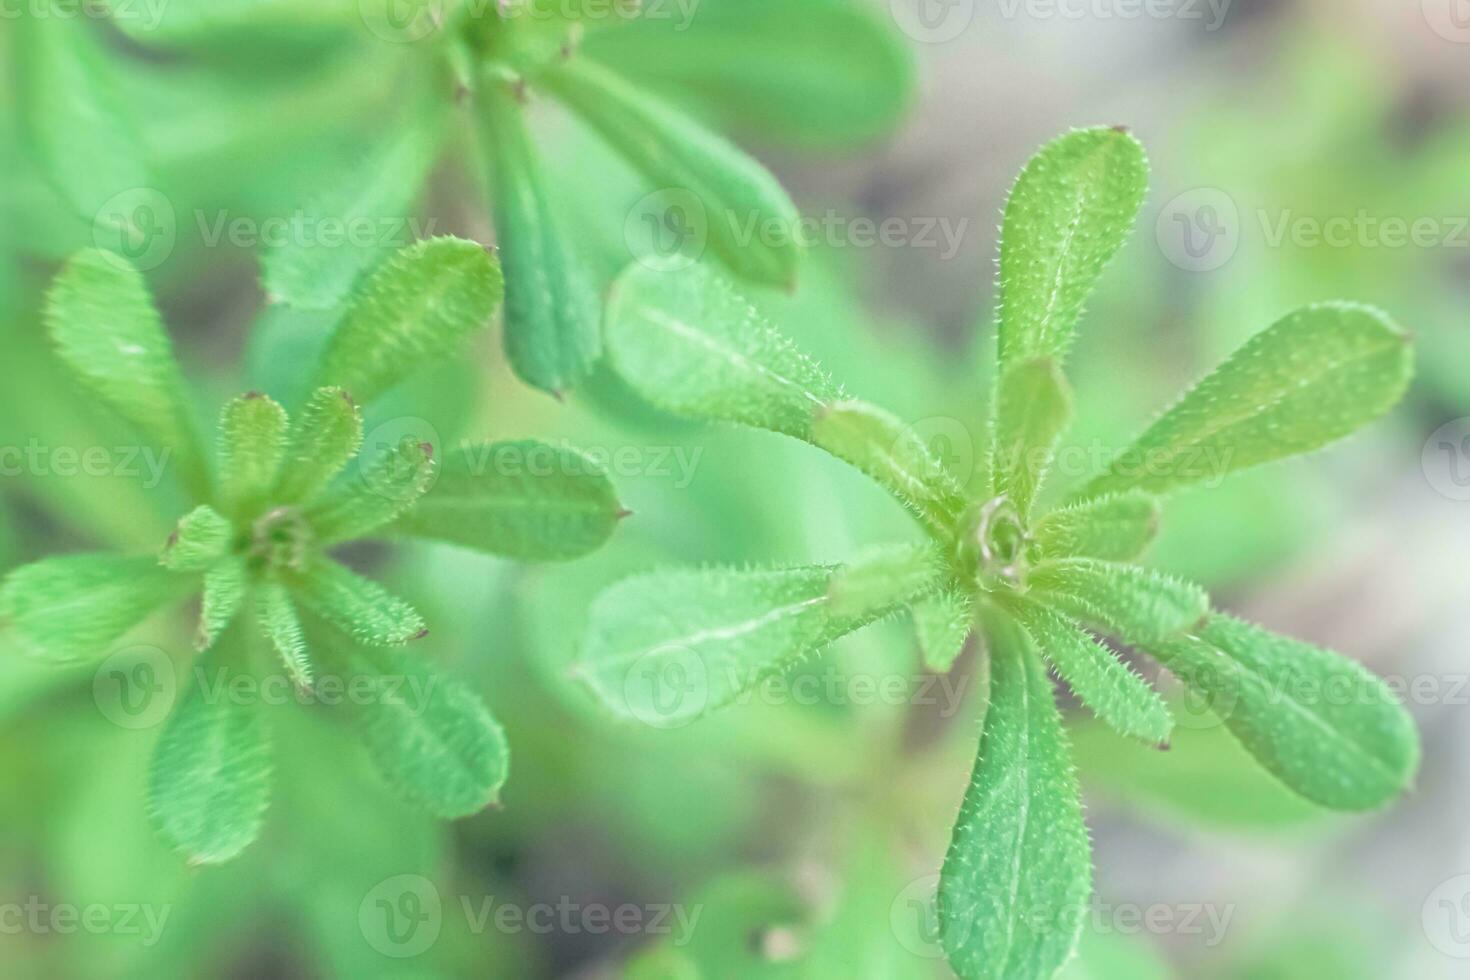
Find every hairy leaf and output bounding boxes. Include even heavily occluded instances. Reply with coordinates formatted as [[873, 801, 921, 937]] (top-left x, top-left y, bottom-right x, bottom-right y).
[[45, 249, 206, 494], [480, 84, 601, 396], [390, 441, 622, 560], [812, 400, 967, 536], [256, 581, 311, 689], [271, 386, 363, 505], [912, 589, 974, 674], [824, 544, 947, 620], [992, 357, 1072, 520], [605, 261, 842, 436], [290, 558, 426, 647], [579, 562, 928, 727], [996, 127, 1147, 369], [1033, 492, 1159, 563], [940, 604, 1090, 980], [313, 237, 503, 404], [147, 645, 272, 865], [351, 647, 510, 816], [1029, 559, 1208, 644], [197, 557, 248, 652], [1011, 598, 1172, 745], [1081, 304, 1413, 499], [1149, 614, 1419, 810], [218, 393, 287, 518], [547, 58, 803, 287], [161, 505, 233, 572], [307, 437, 436, 545], [0, 554, 186, 661]]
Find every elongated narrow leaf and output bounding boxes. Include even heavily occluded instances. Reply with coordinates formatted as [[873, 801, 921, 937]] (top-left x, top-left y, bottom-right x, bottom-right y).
[[940, 604, 1090, 980], [812, 400, 967, 536], [912, 589, 974, 673], [17, 16, 149, 220], [263, 108, 443, 310], [992, 357, 1072, 520], [1029, 559, 1207, 644], [480, 85, 601, 396], [1080, 304, 1413, 499], [218, 393, 287, 518], [45, 250, 207, 494], [0, 554, 186, 661], [605, 261, 842, 436], [256, 581, 311, 689], [578, 561, 928, 727], [390, 441, 622, 560], [350, 647, 509, 816], [114, 0, 361, 47], [1012, 598, 1172, 745], [306, 437, 436, 545], [824, 544, 946, 619], [1149, 615, 1418, 810], [547, 58, 803, 287], [584, 0, 914, 148], [197, 557, 248, 651], [272, 386, 363, 505], [147, 643, 272, 865], [312, 237, 504, 404], [1033, 492, 1159, 563], [996, 127, 1147, 369], [290, 558, 426, 647], [160, 505, 233, 571]]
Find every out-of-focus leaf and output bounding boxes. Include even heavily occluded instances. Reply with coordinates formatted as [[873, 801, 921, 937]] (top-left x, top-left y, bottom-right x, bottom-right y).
[[197, 557, 248, 651], [390, 441, 623, 560], [1081, 305, 1412, 499]]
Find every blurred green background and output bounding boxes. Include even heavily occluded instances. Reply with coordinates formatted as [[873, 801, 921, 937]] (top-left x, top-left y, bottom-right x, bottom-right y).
[[2, 1, 1469, 977]]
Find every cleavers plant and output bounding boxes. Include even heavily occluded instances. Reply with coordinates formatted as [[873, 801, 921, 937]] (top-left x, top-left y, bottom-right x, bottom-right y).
[[0, 238, 624, 865], [576, 128, 1420, 980]]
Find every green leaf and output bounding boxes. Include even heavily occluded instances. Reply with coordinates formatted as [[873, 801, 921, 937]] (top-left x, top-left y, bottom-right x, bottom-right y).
[[1029, 559, 1207, 644], [160, 505, 233, 572], [583, 0, 915, 149], [17, 16, 149, 220], [992, 357, 1072, 520], [312, 237, 504, 404], [45, 249, 207, 495], [578, 561, 928, 727], [1010, 598, 1173, 745], [1149, 614, 1419, 810], [290, 558, 426, 647], [262, 108, 443, 310], [256, 581, 311, 689], [480, 83, 602, 396], [0, 553, 186, 662], [605, 261, 843, 437], [1080, 304, 1413, 499], [912, 589, 974, 674], [306, 437, 436, 545], [217, 393, 288, 518], [113, 0, 361, 47], [271, 386, 363, 505], [811, 399, 967, 536], [546, 58, 803, 287], [349, 647, 509, 816], [996, 127, 1147, 369], [390, 440, 623, 561], [940, 604, 1090, 980], [147, 643, 272, 865], [1033, 492, 1159, 563], [824, 543, 947, 619], [197, 557, 248, 652]]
